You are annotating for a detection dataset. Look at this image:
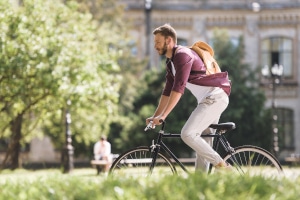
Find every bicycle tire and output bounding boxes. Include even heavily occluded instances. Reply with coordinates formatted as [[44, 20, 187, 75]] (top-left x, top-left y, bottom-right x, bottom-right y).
[[109, 146, 176, 177], [223, 145, 283, 176]]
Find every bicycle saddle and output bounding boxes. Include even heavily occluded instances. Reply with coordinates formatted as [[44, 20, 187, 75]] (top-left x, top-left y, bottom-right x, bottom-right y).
[[209, 122, 236, 131]]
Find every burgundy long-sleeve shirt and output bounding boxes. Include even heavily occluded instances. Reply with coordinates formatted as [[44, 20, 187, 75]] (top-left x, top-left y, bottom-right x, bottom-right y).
[[162, 46, 231, 96]]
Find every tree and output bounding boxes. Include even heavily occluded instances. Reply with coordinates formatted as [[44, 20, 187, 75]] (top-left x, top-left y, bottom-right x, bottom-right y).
[[0, 0, 123, 169], [64, 0, 148, 155]]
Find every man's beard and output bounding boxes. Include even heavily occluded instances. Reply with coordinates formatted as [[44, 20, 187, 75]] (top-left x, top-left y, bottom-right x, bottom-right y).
[[159, 42, 168, 56]]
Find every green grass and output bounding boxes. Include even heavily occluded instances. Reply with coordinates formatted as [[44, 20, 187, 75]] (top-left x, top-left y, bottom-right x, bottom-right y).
[[0, 167, 299, 200]]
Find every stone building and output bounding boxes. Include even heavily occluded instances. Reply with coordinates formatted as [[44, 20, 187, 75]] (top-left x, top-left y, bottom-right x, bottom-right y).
[[120, 0, 300, 160]]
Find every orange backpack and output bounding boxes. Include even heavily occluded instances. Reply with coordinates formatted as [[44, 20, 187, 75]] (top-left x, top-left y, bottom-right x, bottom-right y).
[[190, 41, 221, 75]]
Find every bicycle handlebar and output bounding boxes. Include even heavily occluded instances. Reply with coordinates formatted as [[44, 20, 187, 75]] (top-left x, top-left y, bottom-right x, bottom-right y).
[[144, 120, 165, 132], [144, 121, 154, 131]]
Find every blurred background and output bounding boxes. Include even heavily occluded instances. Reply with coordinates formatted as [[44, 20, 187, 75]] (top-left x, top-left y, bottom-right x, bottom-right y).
[[0, 0, 299, 171]]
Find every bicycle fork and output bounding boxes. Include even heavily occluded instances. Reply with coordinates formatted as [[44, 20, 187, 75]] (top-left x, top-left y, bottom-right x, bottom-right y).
[[148, 133, 163, 174]]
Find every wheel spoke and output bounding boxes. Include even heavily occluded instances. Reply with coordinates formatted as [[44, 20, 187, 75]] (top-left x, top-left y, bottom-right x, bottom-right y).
[[223, 145, 282, 177]]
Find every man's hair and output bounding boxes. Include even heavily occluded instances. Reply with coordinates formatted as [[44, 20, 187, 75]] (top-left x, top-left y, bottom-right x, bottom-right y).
[[152, 24, 177, 44]]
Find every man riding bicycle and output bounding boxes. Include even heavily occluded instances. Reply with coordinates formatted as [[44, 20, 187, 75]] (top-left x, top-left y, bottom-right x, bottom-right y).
[[146, 24, 231, 172]]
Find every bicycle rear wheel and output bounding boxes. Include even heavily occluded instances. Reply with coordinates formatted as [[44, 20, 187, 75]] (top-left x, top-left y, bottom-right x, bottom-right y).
[[223, 145, 283, 177], [109, 146, 176, 177]]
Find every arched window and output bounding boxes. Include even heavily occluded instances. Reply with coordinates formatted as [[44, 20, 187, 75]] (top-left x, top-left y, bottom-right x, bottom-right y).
[[261, 37, 293, 78]]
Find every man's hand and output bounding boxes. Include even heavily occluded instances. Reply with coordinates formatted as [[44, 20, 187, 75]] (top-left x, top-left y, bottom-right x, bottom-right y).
[[145, 115, 165, 131], [145, 117, 155, 129], [145, 115, 165, 129], [152, 115, 165, 125], [146, 117, 154, 125]]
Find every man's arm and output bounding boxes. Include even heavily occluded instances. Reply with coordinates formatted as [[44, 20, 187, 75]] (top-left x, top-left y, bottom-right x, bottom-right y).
[[152, 91, 182, 125], [153, 95, 169, 117], [146, 94, 169, 124]]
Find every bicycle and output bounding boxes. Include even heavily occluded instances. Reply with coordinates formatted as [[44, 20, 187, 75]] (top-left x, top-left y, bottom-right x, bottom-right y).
[[109, 121, 283, 177]]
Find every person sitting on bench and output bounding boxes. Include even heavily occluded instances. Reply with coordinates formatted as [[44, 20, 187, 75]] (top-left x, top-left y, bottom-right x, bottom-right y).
[[93, 135, 112, 173]]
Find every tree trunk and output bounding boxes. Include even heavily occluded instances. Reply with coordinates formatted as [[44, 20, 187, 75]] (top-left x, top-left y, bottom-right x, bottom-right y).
[[1, 113, 23, 170]]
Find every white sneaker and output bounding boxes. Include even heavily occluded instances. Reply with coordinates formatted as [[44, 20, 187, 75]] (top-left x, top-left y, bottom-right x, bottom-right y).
[[214, 163, 233, 173]]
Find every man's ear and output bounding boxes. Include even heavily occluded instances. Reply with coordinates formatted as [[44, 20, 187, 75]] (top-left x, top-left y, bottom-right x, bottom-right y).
[[166, 37, 171, 45]]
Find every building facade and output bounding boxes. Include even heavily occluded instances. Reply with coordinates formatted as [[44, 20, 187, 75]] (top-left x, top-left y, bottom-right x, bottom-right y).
[[120, 0, 300, 160]]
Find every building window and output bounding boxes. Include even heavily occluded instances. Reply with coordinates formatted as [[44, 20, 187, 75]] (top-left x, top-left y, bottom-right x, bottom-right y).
[[276, 108, 294, 150], [261, 37, 293, 78]]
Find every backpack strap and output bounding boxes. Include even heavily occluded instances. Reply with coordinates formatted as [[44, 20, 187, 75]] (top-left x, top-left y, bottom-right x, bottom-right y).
[[173, 46, 205, 75]]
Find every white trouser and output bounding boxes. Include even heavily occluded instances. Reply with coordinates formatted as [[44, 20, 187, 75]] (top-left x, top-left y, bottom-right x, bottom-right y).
[[181, 92, 229, 172]]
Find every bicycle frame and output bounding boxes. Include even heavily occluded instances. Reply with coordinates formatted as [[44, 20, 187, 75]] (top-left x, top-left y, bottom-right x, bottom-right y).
[[149, 131, 186, 174], [148, 125, 235, 174], [110, 121, 282, 176]]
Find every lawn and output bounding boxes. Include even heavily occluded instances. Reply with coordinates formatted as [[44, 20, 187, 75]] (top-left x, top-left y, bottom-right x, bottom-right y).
[[0, 167, 299, 200]]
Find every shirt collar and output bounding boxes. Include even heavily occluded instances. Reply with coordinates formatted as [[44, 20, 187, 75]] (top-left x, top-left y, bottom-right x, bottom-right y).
[[171, 45, 179, 61], [166, 45, 178, 64]]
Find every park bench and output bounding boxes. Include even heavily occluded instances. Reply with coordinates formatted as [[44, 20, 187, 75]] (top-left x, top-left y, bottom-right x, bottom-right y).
[[285, 154, 300, 166], [90, 154, 119, 174]]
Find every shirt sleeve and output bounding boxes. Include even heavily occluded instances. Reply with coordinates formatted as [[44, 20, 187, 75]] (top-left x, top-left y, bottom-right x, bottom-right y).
[[162, 67, 174, 96], [171, 52, 193, 94]]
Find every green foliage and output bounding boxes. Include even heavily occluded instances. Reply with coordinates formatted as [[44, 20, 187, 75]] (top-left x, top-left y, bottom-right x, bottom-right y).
[[0, 169, 299, 200], [0, 0, 128, 166], [66, 0, 148, 155]]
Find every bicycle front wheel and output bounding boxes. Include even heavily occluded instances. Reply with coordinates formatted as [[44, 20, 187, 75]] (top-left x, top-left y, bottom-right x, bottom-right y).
[[109, 146, 176, 177], [223, 145, 283, 177]]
